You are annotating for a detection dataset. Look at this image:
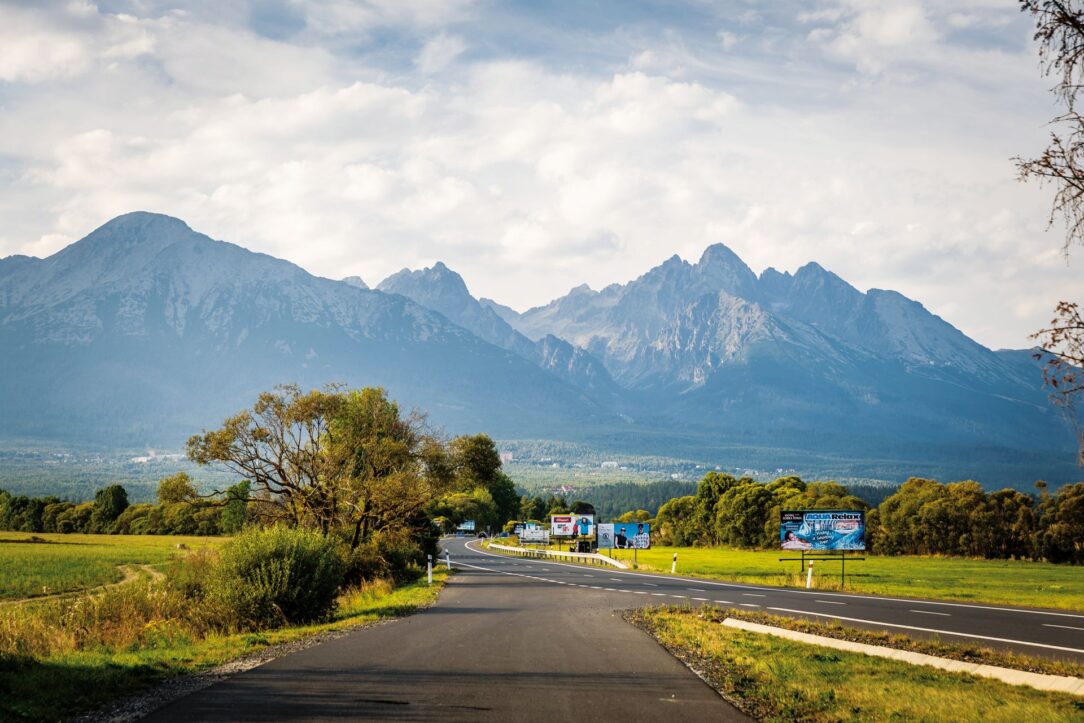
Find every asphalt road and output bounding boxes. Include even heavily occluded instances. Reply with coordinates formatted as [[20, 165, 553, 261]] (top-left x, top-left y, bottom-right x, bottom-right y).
[[458, 537, 1084, 663], [143, 537, 1084, 721], [143, 537, 749, 722]]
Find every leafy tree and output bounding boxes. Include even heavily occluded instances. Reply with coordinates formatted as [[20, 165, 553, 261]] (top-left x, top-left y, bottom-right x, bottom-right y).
[[714, 481, 775, 547], [221, 480, 250, 533], [93, 485, 129, 531], [1016, 1, 1084, 461], [655, 495, 698, 546], [450, 434, 519, 525], [570, 500, 596, 515], [157, 473, 197, 504], [694, 472, 740, 544]]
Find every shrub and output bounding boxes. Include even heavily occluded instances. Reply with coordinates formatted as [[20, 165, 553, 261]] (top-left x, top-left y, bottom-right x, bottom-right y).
[[203, 526, 346, 630]]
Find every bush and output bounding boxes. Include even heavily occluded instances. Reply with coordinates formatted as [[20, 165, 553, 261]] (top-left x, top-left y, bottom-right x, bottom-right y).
[[203, 526, 346, 630], [341, 528, 427, 586]]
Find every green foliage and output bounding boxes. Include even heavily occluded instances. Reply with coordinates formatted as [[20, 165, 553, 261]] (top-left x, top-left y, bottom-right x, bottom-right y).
[[157, 472, 196, 504], [203, 526, 346, 630]]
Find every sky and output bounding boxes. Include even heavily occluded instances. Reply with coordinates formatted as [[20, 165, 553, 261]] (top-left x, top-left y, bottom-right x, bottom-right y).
[[0, 0, 1079, 349]]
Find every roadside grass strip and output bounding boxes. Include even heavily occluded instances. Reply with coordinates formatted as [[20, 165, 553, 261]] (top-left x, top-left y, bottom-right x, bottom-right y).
[[0, 569, 450, 722], [722, 617, 1084, 697], [629, 606, 1084, 722]]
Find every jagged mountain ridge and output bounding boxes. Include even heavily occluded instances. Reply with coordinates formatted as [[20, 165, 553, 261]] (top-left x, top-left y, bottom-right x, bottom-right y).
[[0, 213, 616, 445], [0, 214, 1077, 484], [377, 263, 623, 403]]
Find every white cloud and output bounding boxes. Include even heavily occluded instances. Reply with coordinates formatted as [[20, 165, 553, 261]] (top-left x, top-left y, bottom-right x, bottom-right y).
[[416, 32, 466, 74], [0, 0, 1076, 351]]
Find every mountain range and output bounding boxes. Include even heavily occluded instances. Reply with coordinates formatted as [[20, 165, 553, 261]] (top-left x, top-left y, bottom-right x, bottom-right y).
[[0, 212, 1078, 487]]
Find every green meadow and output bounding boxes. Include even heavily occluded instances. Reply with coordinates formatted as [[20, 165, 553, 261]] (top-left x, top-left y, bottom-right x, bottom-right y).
[[0, 532, 224, 601]]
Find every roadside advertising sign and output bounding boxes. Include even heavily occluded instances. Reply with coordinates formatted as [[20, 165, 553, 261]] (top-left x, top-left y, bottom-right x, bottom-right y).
[[458, 519, 476, 531], [780, 510, 865, 551], [520, 527, 550, 543], [551, 514, 594, 536], [597, 523, 651, 549], [512, 523, 525, 535]]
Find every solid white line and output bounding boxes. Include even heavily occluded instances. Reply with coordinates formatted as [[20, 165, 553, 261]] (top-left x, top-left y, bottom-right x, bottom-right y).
[[767, 607, 1084, 655], [1044, 624, 1084, 632], [911, 609, 950, 617], [815, 600, 846, 605], [464, 540, 1084, 619]]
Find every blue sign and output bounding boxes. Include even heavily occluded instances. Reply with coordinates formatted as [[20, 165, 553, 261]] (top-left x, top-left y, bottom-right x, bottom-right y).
[[780, 510, 865, 551]]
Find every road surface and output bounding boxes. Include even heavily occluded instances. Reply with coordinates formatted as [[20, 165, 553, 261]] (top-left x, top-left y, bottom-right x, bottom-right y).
[[144, 536, 1084, 721]]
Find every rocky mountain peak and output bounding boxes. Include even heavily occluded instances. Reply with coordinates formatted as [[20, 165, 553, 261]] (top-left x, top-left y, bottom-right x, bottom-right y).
[[342, 275, 369, 290]]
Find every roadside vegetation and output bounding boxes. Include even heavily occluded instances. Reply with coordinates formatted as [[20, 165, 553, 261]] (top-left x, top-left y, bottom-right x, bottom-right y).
[[0, 533, 221, 601], [629, 606, 1084, 722], [0, 383, 526, 721]]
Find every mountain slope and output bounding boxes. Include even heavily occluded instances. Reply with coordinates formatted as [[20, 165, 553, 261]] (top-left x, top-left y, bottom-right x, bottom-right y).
[[0, 213, 614, 446], [377, 262, 623, 402]]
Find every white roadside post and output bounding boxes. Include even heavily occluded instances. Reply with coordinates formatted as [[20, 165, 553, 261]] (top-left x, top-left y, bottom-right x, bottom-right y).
[[806, 560, 814, 589], [445, 549, 451, 570], [671, 552, 677, 574], [427, 554, 433, 585]]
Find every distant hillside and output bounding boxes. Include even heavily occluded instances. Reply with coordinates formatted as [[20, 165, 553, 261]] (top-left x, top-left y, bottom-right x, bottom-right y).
[[1, 212, 1079, 490]]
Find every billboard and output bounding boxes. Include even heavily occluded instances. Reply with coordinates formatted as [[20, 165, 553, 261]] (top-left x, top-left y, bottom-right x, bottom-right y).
[[551, 514, 594, 536], [520, 527, 550, 543], [457, 519, 476, 531], [597, 523, 651, 549], [780, 510, 865, 551]]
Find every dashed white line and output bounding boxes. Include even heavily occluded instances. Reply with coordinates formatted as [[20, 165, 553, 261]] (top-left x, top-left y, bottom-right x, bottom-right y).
[[815, 600, 846, 605], [1043, 623, 1084, 632], [651, 593, 666, 597], [740, 603, 760, 608], [642, 583, 658, 587], [743, 593, 766, 598], [910, 609, 950, 617], [670, 595, 688, 599], [692, 597, 709, 601], [715, 600, 733, 605], [689, 588, 706, 592], [634, 591, 648, 595], [766, 606, 1084, 655]]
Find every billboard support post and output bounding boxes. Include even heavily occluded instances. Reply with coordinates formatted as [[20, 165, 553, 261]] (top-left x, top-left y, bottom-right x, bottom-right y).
[[671, 553, 677, 574], [806, 561, 814, 589]]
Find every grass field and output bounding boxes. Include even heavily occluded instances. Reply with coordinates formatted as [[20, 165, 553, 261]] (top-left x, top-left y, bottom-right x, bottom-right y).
[[0, 533, 224, 601], [492, 538, 1084, 610], [0, 569, 450, 721], [630, 606, 1084, 721]]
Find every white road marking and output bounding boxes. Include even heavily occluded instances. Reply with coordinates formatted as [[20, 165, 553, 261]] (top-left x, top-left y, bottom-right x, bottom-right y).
[[766, 606, 1084, 655], [465, 540, 1084, 619], [610, 578, 623, 582], [910, 609, 950, 617], [689, 588, 706, 592], [652, 593, 666, 597], [692, 597, 709, 601], [1044, 624, 1084, 632], [715, 600, 733, 605], [670, 595, 688, 599], [815, 600, 846, 605], [634, 591, 648, 595], [743, 593, 766, 598], [619, 590, 632, 594], [740, 603, 760, 608], [642, 583, 658, 587]]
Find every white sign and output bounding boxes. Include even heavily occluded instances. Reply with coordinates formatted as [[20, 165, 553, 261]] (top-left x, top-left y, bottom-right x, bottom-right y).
[[597, 523, 614, 548], [521, 527, 550, 543], [551, 514, 594, 536], [457, 519, 476, 531]]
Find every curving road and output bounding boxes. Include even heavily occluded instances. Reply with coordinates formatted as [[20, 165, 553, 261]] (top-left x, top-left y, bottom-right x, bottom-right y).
[[460, 537, 1084, 663], [143, 536, 1084, 721]]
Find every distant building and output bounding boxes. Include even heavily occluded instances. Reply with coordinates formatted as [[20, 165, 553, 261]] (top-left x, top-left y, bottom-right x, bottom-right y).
[[500, 452, 514, 464], [600, 461, 618, 469]]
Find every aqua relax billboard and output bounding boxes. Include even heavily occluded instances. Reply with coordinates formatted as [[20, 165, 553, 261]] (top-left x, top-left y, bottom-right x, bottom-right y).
[[780, 510, 865, 551]]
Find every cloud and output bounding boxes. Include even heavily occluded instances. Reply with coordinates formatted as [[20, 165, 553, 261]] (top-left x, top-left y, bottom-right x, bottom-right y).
[[0, 0, 1075, 351], [416, 32, 466, 74]]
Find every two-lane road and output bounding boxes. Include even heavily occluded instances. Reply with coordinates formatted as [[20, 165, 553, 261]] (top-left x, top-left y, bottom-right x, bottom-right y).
[[144, 537, 1084, 721], [459, 537, 1084, 663]]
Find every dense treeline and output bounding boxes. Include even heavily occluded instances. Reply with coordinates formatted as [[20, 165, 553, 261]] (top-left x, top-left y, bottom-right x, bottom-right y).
[[0, 474, 249, 536], [649, 473, 1084, 563]]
